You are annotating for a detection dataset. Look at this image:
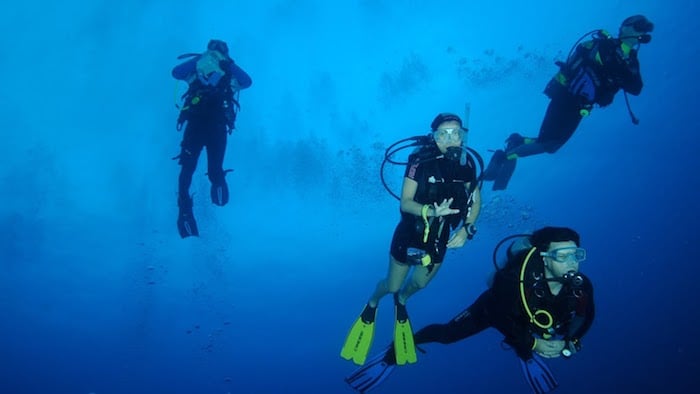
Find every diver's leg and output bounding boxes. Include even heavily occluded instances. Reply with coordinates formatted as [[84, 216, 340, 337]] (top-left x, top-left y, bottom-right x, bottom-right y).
[[176, 125, 204, 237], [397, 263, 442, 304], [206, 126, 229, 206], [511, 94, 583, 158], [368, 256, 410, 308], [178, 126, 204, 198], [413, 290, 493, 345]]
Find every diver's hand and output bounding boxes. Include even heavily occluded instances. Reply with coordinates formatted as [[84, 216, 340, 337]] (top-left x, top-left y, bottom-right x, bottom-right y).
[[196, 51, 226, 86], [533, 339, 566, 358], [447, 226, 467, 248], [433, 198, 459, 217]]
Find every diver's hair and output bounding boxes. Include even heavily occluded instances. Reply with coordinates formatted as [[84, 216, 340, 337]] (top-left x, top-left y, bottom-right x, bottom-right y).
[[620, 15, 654, 33], [530, 226, 580, 251], [431, 112, 462, 131], [207, 39, 229, 56]]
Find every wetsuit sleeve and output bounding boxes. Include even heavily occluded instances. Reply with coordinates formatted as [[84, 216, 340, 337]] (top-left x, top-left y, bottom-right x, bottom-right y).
[[404, 155, 421, 181], [618, 52, 643, 95], [598, 40, 642, 96], [172, 57, 198, 80], [228, 62, 252, 89]]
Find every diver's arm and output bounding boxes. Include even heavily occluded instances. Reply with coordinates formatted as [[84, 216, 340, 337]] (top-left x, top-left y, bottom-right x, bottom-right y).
[[399, 178, 458, 217], [447, 185, 481, 248], [172, 57, 198, 81], [621, 55, 643, 95], [533, 338, 566, 358], [399, 177, 423, 216], [611, 49, 642, 95], [228, 61, 252, 90], [465, 185, 481, 225]]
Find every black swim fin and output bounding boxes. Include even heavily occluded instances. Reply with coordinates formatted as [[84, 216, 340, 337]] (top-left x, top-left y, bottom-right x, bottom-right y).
[[211, 181, 229, 206], [519, 353, 558, 393], [345, 346, 396, 393], [177, 195, 199, 238], [492, 156, 516, 191], [481, 150, 506, 181]]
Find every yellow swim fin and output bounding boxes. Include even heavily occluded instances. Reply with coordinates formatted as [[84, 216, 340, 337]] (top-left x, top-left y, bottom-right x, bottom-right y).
[[393, 295, 417, 365], [341, 304, 377, 365]]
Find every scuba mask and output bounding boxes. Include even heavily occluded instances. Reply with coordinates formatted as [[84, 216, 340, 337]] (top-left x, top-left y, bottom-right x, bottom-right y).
[[620, 15, 654, 45], [540, 247, 586, 264], [433, 127, 466, 144], [619, 34, 652, 44]]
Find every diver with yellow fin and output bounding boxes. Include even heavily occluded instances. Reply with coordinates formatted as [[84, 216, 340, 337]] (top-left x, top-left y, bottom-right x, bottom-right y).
[[341, 109, 483, 367]]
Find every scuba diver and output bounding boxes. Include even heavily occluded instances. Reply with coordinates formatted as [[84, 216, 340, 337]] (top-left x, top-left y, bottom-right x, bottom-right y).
[[346, 226, 595, 394], [483, 15, 654, 190], [341, 112, 482, 368], [171, 39, 252, 238]]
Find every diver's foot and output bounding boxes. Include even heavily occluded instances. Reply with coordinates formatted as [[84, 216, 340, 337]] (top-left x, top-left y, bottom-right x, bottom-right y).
[[177, 195, 199, 238], [505, 133, 525, 151]]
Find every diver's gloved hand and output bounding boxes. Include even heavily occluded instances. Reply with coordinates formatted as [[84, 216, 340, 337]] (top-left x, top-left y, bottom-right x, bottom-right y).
[[533, 338, 566, 358]]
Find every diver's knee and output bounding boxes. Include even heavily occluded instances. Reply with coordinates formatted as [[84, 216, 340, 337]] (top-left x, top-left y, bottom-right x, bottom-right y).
[[178, 148, 197, 167], [412, 279, 429, 290], [386, 281, 402, 293]]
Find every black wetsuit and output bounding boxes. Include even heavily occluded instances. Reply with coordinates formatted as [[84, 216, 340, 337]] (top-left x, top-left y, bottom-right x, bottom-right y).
[[400, 248, 595, 362], [390, 145, 477, 265], [511, 35, 643, 157], [177, 81, 231, 199], [172, 55, 252, 204]]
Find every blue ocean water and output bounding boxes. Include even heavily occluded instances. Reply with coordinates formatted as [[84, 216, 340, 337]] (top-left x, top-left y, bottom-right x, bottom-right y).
[[1, 0, 698, 393]]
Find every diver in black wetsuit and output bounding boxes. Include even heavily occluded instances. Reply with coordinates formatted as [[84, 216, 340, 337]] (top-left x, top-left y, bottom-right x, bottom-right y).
[[483, 15, 654, 190], [171, 39, 252, 238], [346, 226, 595, 394]]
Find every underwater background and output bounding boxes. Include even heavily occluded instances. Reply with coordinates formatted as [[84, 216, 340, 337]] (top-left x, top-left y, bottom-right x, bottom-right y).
[[1, 0, 698, 393]]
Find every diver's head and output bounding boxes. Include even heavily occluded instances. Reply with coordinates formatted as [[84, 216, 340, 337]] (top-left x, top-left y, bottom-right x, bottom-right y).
[[619, 15, 654, 46], [531, 227, 585, 279], [207, 39, 230, 56], [430, 112, 466, 156]]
